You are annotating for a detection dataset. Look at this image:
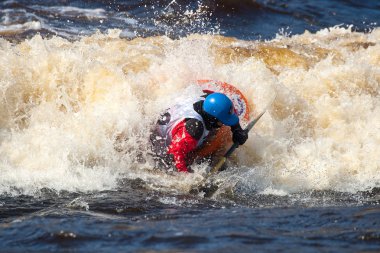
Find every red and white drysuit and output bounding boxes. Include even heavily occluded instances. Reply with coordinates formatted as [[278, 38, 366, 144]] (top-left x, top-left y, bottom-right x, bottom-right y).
[[150, 97, 211, 172]]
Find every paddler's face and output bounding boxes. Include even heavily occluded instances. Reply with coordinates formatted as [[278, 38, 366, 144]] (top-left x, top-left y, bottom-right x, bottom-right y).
[[209, 118, 222, 129]]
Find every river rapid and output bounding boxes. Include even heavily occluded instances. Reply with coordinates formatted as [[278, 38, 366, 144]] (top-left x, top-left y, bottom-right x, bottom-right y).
[[0, 0, 380, 252]]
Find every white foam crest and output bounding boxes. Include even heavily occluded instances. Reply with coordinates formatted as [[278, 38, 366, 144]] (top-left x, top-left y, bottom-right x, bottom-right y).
[[0, 32, 216, 195], [233, 28, 380, 194], [31, 5, 107, 19], [0, 21, 41, 33], [0, 27, 379, 196]]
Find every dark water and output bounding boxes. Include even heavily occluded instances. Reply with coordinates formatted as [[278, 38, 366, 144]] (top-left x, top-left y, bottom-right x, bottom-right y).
[[1, 0, 380, 252], [1, 0, 379, 41], [1, 180, 380, 252]]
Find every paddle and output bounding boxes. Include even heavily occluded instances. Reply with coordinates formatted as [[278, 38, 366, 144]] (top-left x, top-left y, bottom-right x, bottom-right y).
[[209, 109, 267, 174], [189, 109, 267, 196]]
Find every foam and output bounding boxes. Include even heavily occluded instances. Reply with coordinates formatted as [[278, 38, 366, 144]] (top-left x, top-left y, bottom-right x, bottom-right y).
[[0, 21, 41, 34], [0, 27, 379, 195]]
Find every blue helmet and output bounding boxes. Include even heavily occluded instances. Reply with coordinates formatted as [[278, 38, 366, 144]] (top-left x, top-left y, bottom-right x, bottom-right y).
[[203, 93, 239, 126]]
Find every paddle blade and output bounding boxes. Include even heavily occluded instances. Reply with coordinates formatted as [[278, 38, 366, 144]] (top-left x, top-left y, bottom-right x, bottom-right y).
[[245, 110, 266, 132], [210, 157, 227, 174]]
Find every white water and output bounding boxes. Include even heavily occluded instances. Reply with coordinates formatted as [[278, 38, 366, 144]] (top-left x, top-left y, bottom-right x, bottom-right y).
[[0, 27, 379, 195]]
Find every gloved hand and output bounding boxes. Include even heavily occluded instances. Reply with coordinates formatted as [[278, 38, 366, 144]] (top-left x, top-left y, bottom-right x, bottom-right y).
[[231, 124, 248, 145]]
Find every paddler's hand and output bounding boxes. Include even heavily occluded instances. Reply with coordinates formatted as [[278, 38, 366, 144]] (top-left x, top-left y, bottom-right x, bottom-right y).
[[231, 124, 248, 145]]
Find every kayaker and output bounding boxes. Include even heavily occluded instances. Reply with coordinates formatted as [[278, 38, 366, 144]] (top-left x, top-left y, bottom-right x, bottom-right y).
[[150, 91, 248, 173]]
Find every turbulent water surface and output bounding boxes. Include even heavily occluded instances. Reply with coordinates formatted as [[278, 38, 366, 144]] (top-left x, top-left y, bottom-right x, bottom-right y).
[[0, 0, 380, 252]]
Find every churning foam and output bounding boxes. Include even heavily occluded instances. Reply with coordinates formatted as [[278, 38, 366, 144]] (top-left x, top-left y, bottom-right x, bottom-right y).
[[0, 27, 379, 195]]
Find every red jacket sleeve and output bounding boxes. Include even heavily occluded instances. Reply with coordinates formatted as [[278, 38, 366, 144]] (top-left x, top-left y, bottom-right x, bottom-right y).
[[167, 119, 199, 172]]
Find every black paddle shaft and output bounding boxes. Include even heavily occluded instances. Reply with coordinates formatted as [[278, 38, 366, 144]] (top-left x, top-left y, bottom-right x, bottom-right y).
[[209, 110, 267, 174], [224, 110, 266, 159]]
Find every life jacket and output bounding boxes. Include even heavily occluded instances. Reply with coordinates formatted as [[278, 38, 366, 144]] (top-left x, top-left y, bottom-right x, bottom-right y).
[[152, 96, 210, 156]]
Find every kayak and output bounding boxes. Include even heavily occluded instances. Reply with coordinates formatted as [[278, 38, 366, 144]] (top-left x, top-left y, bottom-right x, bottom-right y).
[[195, 80, 254, 158]]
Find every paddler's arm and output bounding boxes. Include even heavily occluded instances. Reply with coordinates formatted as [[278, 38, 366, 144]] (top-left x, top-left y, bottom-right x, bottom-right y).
[[167, 118, 204, 173], [231, 123, 248, 145]]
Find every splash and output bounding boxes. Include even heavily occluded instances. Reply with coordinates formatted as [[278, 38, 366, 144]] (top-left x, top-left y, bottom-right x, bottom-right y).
[[0, 26, 379, 195]]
